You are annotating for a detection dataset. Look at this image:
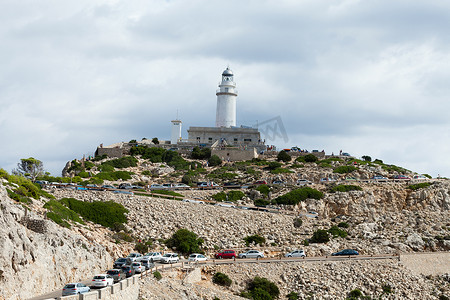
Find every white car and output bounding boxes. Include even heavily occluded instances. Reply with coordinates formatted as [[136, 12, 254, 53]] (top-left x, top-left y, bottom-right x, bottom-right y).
[[143, 252, 163, 262], [285, 250, 306, 258], [91, 274, 114, 288], [296, 179, 312, 186], [141, 258, 154, 270], [188, 253, 207, 262], [131, 262, 145, 273], [214, 202, 235, 208], [160, 253, 179, 264], [238, 250, 264, 259], [182, 199, 205, 204], [127, 253, 143, 262], [174, 183, 191, 189], [413, 175, 427, 180], [150, 184, 164, 189]]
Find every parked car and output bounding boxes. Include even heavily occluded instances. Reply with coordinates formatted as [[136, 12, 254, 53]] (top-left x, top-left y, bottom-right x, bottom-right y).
[[223, 182, 240, 188], [62, 283, 90, 296], [331, 249, 359, 256], [143, 252, 163, 262], [344, 176, 357, 181], [393, 175, 410, 180], [371, 175, 388, 182], [215, 250, 236, 259], [150, 184, 164, 189], [285, 250, 306, 258], [238, 250, 264, 259], [91, 274, 114, 288], [127, 253, 143, 262], [320, 178, 336, 183], [121, 265, 136, 277], [413, 175, 427, 180], [214, 202, 235, 208], [182, 199, 205, 204], [141, 258, 154, 270], [101, 184, 115, 189], [119, 183, 134, 189], [272, 180, 284, 185], [106, 269, 126, 283], [253, 180, 267, 185], [188, 253, 207, 262], [131, 262, 145, 273], [296, 179, 312, 186], [113, 257, 132, 269], [174, 183, 190, 189], [160, 253, 179, 264], [198, 181, 220, 189]]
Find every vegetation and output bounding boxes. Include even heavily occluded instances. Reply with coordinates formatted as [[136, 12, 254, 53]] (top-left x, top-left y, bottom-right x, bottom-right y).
[[1, 169, 54, 201], [165, 228, 204, 255], [303, 154, 318, 162], [254, 199, 271, 207], [191, 146, 211, 159], [12, 157, 45, 181], [101, 156, 138, 169], [333, 165, 357, 174], [212, 191, 227, 202], [130, 146, 190, 170], [44, 199, 85, 228], [293, 217, 303, 228], [361, 155, 372, 162], [244, 234, 266, 246], [347, 289, 362, 299], [267, 161, 282, 170], [153, 271, 162, 280], [330, 185, 363, 193], [59, 198, 128, 227], [208, 155, 222, 167], [135, 240, 152, 253], [270, 168, 293, 174], [241, 277, 280, 300], [94, 171, 133, 181], [150, 189, 184, 197], [277, 150, 291, 162], [255, 184, 271, 197], [310, 229, 330, 243], [408, 182, 432, 191], [212, 272, 232, 287], [338, 222, 349, 228], [328, 225, 348, 238], [272, 187, 324, 205], [286, 292, 299, 300]]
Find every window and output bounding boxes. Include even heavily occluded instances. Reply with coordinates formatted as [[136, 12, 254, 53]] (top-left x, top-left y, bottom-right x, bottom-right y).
[[234, 138, 238, 141], [225, 87, 229, 92], [244, 138, 252, 142], [196, 137, 200, 141], [208, 137, 212, 141]]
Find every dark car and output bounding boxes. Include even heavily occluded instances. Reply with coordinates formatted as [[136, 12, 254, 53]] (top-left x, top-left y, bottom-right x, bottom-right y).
[[121, 265, 135, 277], [113, 257, 132, 269], [215, 250, 236, 259], [106, 269, 126, 283], [331, 249, 359, 256], [394, 175, 410, 180]]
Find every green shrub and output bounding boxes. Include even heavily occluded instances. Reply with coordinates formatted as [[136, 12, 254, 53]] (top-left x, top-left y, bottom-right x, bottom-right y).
[[60, 198, 128, 227], [191, 146, 211, 159], [165, 228, 204, 255], [303, 154, 318, 162], [208, 155, 222, 167], [7, 189, 32, 204], [102, 156, 138, 169], [408, 182, 432, 191], [361, 155, 372, 162], [44, 199, 85, 228], [212, 192, 227, 202], [141, 170, 151, 176], [98, 164, 115, 172], [272, 187, 324, 205], [135, 242, 149, 254], [255, 185, 271, 196], [112, 232, 134, 242], [328, 225, 348, 238], [153, 271, 162, 280], [254, 199, 271, 207], [277, 151, 291, 162], [92, 154, 108, 162], [270, 168, 293, 174], [110, 222, 127, 232], [293, 218, 303, 228], [78, 171, 90, 178], [330, 185, 362, 193], [333, 165, 357, 174], [348, 289, 362, 298], [267, 161, 282, 170], [244, 234, 265, 246], [84, 161, 95, 170], [228, 190, 245, 201], [338, 222, 349, 228], [212, 272, 232, 287], [246, 277, 280, 300], [287, 291, 299, 300], [94, 171, 132, 181], [310, 229, 330, 243], [151, 189, 183, 197], [382, 284, 393, 294]]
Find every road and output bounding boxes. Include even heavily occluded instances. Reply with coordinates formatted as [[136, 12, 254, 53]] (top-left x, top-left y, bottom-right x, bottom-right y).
[[28, 253, 399, 300]]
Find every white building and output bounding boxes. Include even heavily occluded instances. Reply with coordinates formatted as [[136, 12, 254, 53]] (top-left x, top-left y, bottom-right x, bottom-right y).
[[215, 67, 237, 128], [170, 119, 182, 144]]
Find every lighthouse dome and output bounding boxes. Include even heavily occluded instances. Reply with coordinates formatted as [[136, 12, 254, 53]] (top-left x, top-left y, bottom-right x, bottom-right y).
[[222, 68, 233, 76]]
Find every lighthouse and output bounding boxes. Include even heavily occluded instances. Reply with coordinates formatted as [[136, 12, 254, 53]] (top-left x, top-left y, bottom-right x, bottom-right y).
[[215, 67, 237, 128]]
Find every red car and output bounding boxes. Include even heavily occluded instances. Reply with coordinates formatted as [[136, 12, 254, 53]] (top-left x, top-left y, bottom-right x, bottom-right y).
[[253, 180, 267, 185], [215, 250, 236, 259]]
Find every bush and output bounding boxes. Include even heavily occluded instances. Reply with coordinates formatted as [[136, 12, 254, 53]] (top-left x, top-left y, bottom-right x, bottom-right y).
[[267, 161, 282, 170], [382, 284, 393, 294], [333, 165, 357, 174], [408, 182, 432, 191], [246, 277, 280, 300], [212, 272, 232, 287], [287, 292, 299, 300], [92, 154, 108, 162], [277, 151, 291, 162], [328, 225, 348, 238], [348, 289, 362, 299], [255, 185, 271, 196], [270, 168, 293, 174], [208, 155, 222, 167], [330, 185, 362, 193], [60, 198, 128, 227], [254, 199, 271, 207], [110, 222, 127, 232], [44, 199, 85, 228], [361, 155, 372, 162], [272, 187, 324, 205], [98, 164, 115, 172], [310, 229, 330, 243], [293, 218, 303, 228], [102, 156, 138, 169], [212, 192, 227, 202], [135, 242, 149, 254], [165, 228, 204, 255], [191, 146, 211, 159], [94, 171, 132, 181], [141, 170, 151, 176], [338, 222, 349, 228], [304, 154, 318, 162], [228, 190, 245, 201], [153, 271, 162, 280], [244, 234, 265, 246]]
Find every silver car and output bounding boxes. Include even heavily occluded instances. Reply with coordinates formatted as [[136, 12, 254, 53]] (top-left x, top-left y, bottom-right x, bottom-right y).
[[62, 283, 90, 296], [144, 252, 163, 262], [238, 250, 264, 259], [285, 250, 306, 257], [160, 253, 179, 264]]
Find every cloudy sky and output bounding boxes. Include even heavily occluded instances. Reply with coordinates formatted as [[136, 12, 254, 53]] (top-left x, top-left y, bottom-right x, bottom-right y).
[[1, 0, 449, 177]]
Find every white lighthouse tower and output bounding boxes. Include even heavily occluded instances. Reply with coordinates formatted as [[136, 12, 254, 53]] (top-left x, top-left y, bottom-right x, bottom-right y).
[[170, 119, 182, 144], [215, 67, 237, 128]]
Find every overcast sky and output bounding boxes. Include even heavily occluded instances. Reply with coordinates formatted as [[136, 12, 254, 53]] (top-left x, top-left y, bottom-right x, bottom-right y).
[[1, 0, 449, 177]]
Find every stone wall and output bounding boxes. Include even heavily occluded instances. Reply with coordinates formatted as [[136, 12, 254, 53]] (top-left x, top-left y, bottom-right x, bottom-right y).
[[212, 148, 258, 162]]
